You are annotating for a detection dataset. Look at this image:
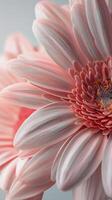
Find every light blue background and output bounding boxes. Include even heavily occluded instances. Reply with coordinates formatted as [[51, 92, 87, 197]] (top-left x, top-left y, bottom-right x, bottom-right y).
[[0, 0, 72, 200]]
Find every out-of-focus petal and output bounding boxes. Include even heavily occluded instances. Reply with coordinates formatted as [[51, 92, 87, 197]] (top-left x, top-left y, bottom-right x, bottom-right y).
[[106, 0, 112, 15], [0, 158, 17, 191], [6, 180, 45, 200], [0, 149, 17, 170], [7, 53, 74, 98], [4, 33, 35, 58], [102, 135, 112, 198], [0, 82, 52, 109], [56, 128, 107, 190], [14, 102, 82, 150], [72, 166, 107, 200], [85, 0, 112, 58]]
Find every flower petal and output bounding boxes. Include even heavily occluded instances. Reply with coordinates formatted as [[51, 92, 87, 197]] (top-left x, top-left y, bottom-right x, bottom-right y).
[[0, 82, 52, 109], [0, 149, 17, 170], [8, 53, 74, 98], [56, 128, 107, 190], [85, 0, 112, 57], [17, 142, 63, 186], [72, 166, 107, 200], [71, 2, 102, 60], [7, 180, 45, 200], [51, 137, 72, 182], [0, 158, 17, 191], [14, 102, 82, 150], [102, 134, 112, 198], [35, 0, 70, 26], [4, 33, 35, 58]]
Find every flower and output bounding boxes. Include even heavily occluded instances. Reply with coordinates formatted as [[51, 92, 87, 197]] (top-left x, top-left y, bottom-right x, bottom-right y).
[[2, 0, 112, 199], [0, 33, 58, 200]]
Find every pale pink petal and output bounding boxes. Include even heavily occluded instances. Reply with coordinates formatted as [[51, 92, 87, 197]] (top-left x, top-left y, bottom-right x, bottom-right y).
[[17, 142, 63, 186], [0, 61, 18, 90], [106, 0, 112, 15], [71, 2, 102, 60], [27, 193, 43, 200], [51, 137, 72, 182], [8, 53, 74, 98], [56, 128, 107, 190], [85, 0, 112, 57], [0, 158, 17, 191], [4, 33, 35, 58], [35, 0, 70, 26], [72, 166, 107, 200], [102, 135, 112, 198], [6, 180, 46, 200], [14, 102, 82, 150], [0, 149, 17, 170], [0, 82, 52, 109], [16, 157, 29, 178]]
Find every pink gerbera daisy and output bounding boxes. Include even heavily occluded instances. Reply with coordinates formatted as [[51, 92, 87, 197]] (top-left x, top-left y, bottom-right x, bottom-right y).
[[1, 0, 112, 199]]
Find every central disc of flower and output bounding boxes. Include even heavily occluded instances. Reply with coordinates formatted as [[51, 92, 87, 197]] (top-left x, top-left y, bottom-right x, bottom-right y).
[[96, 81, 112, 109], [70, 58, 112, 132]]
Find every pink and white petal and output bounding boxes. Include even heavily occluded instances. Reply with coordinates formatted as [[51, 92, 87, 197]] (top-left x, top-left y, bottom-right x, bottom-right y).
[[72, 166, 107, 200], [51, 137, 72, 182], [14, 102, 82, 150], [0, 61, 18, 90], [28, 193, 43, 200], [35, 0, 70, 26], [33, 18, 87, 69], [4, 33, 35, 58], [8, 53, 74, 98], [102, 134, 112, 198], [0, 158, 17, 191], [71, 2, 102, 61], [56, 128, 107, 190], [85, 0, 112, 57], [6, 180, 46, 200], [106, 0, 112, 15], [0, 149, 18, 169], [16, 157, 29, 178], [17, 142, 63, 187], [0, 82, 52, 109]]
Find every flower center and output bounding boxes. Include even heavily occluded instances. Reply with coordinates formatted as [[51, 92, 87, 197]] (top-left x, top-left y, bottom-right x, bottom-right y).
[[69, 58, 112, 131], [96, 80, 112, 110]]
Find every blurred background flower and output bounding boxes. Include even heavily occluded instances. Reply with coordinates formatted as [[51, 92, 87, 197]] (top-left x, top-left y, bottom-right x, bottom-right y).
[[0, 1, 71, 200]]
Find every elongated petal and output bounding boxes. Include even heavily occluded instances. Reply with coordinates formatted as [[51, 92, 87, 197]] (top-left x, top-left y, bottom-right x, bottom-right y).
[[0, 149, 17, 170], [17, 142, 63, 186], [71, 2, 102, 60], [106, 0, 112, 14], [51, 137, 72, 182], [56, 128, 107, 190], [72, 166, 107, 200], [0, 158, 17, 191], [8, 53, 74, 98], [7, 180, 46, 200], [34, 1, 89, 66], [14, 102, 82, 150], [35, 0, 70, 26], [0, 82, 52, 109], [4, 33, 35, 58], [85, 0, 112, 57], [102, 135, 112, 198]]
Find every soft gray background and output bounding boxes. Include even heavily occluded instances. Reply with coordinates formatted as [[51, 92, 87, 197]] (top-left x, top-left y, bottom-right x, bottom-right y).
[[0, 0, 72, 200]]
